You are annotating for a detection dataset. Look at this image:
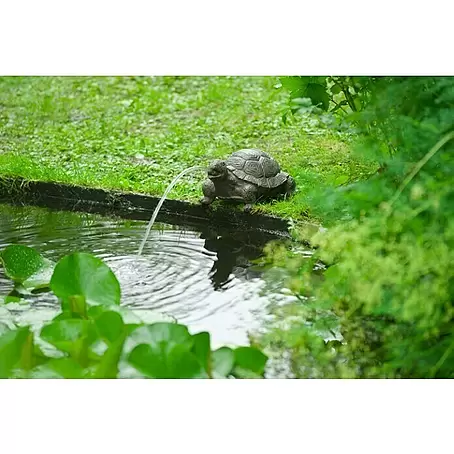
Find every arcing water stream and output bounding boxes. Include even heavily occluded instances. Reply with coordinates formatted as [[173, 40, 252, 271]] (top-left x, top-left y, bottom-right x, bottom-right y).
[[137, 166, 206, 255]]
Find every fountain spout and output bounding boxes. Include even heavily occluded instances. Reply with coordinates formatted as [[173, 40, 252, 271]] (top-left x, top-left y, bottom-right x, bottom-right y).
[[138, 165, 206, 255]]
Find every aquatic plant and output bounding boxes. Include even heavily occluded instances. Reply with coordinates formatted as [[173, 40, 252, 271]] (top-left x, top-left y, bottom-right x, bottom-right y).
[[0, 245, 267, 379], [258, 76, 454, 378]]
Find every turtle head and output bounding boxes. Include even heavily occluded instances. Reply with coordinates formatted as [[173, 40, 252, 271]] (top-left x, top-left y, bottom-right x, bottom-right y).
[[207, 159, 227, 180]]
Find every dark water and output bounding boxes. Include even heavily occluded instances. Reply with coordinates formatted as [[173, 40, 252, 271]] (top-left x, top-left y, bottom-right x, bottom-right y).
[[0, 204, 296, 347]]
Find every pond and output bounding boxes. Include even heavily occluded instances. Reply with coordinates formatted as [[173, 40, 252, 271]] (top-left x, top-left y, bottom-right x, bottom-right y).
[[0, 203, 298, 348]]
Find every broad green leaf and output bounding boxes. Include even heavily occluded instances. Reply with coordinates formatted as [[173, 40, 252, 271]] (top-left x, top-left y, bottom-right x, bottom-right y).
[[95, 311, 125, 343], [22, 257, 55, 290], [211, 347, 235, 378], [128, 343, 203, 378], [331, 83, 342, 94], [127, 323, 193, 354], [279, 76, 306, 92], [50, 253, 121, 306], [231, 367, 264, 379], [280, 76, 309, 101], [309, 76, 329, 84], [232, 347, 268, 378], [289, 88, 308, 100], [87, 305, 106, 319], [126, 323, 203, 378], [354, 97, 362, 111], [192, 332, 211, 375], [0, 327, 31, 378], [0, 244, 53, 289], [40, 319, 98, 357], [41, 319, 89, 347], [305, 83, 330, 111], [31, 358, 85, 379], [93, 333, 127, 378]]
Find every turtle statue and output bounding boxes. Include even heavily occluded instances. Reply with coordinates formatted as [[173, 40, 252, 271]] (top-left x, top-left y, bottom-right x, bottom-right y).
[[200, 149, 296, 211]]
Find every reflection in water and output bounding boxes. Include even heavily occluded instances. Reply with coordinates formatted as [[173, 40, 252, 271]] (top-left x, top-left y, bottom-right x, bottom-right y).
[[201, 230, 270, 290], [0, 204, 297, 347]]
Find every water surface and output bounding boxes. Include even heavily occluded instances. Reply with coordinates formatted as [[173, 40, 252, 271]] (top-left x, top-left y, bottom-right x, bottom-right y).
[[0, 204, 294, 347]]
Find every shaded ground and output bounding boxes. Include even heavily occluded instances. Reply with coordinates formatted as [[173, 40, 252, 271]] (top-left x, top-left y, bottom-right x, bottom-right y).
[[0, 76, 375, 221]]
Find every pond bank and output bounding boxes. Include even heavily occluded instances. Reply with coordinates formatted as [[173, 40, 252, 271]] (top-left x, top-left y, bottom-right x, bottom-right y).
[[0, 176, 292, 236]]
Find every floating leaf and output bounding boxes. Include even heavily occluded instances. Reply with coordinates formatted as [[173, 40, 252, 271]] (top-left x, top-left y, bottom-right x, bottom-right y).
[[127, 323, 192, 352], [0, 245, 42, 281], [232, 347, 268, 378], [0, 245, 54, 289], [0, 327, 31, 378], [31, 358, 85, 379], [40, 319, 98, 358], [22, 257, 55, 290], [192, 332, 211, 374], [211, 347, 235, 378], [50, 253, 121, 306], [95, 311, 125, 343], [128, 343, 203, 378], [93, 333, 127, 378], [126, 322, 205, 378]]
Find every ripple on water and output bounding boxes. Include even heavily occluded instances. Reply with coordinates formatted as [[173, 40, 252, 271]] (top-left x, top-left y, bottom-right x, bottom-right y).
[[0, 205, 297, 346]]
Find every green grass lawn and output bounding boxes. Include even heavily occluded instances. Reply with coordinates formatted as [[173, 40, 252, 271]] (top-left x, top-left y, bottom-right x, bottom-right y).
[[0, 76, 375, 222]]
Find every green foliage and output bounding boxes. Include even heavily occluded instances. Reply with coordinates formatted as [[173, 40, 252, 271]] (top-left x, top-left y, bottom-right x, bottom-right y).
[[0, 244, 267, 378], [0, 327, 32, 378], [280, 76, 378, 115], [0, 244, 55, 290], [211, 347, 235, 378], [0, 245, 43, 282], [128, 324, 205, 379], [258, 76, 454, 378], [50, 252, 121, 307], [232, 347, 268, 378]]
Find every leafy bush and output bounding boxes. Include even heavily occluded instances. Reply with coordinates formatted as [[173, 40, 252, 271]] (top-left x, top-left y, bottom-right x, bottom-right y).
[[279, 76, 379, 120], [0, 245, 267, 378], [257, 76, 454, 378]]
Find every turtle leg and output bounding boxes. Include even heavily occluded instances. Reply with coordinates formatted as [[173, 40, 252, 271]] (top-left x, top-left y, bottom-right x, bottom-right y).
[[239, 184, 258, 213], [200, 179, 216, 205]]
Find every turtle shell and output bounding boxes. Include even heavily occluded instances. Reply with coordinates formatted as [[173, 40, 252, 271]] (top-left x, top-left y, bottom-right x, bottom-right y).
[[226, 149, 288, 188]]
